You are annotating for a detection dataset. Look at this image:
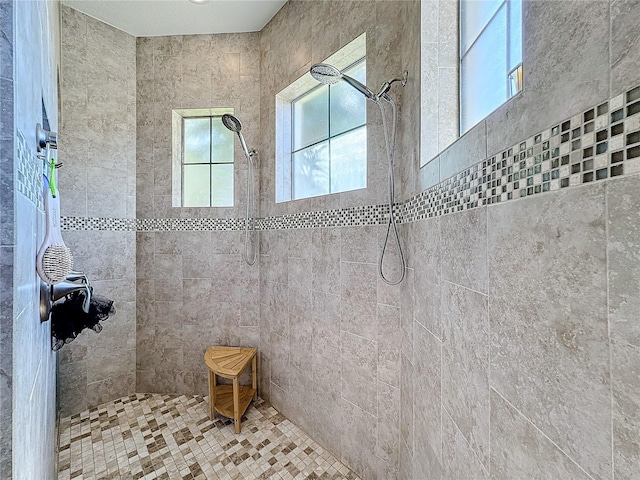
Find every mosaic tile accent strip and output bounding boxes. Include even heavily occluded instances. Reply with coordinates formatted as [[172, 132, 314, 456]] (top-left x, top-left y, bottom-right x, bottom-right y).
[[257, 204, 389, 230], [62, 84, 640, 232], [57, 394, 359, 480], [137, 217, 247, 232], [398, 84, 640, 222], [62, 216, 137, 231], [16, 129, 43, 210]]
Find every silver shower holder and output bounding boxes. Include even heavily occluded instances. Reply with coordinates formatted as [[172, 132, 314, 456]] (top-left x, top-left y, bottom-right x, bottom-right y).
[[39, 271, 92, 323]]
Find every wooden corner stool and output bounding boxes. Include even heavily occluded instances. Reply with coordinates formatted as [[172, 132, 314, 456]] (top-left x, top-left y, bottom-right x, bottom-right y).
[[204, 346, 257, 433]]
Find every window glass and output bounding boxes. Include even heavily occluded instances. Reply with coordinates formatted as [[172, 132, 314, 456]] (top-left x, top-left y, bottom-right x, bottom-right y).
[[211, 118, 234, 163], [330, 126, 367, 193], [293, 85, 329, 150], [211, 164, 234, 206], [293, 142, 330, 199], [460, 0, 522, 134], [291, 58, 367, 200], [181, 114, 234, 207], [183, 164, 211, 207], [183, 118, 210, 164], [330, 61, 367, 137], [460, 0, 503, 52]]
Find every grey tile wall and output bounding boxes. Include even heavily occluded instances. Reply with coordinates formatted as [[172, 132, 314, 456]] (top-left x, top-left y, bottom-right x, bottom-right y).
[[0, 0, 13, 475], [134, 30, 261, 400], [58, 6, 137, 417]]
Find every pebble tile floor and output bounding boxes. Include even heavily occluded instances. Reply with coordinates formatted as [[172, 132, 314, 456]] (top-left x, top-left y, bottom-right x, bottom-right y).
[[57, 394, 360, 480]]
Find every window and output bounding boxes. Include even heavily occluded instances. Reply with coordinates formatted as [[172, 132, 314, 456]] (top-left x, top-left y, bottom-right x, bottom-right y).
[[460, 0, 522, 134], [275, 33, 367, 203], [171, 108, 235, 207], [291, 59, 367, 200]]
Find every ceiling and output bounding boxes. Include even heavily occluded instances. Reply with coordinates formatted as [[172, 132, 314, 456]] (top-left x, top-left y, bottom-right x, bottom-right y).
[[61, 0, 288, 37]]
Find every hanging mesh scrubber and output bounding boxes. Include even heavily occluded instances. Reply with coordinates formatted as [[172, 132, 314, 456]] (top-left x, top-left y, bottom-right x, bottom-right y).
[[51, 289, 116, 351]]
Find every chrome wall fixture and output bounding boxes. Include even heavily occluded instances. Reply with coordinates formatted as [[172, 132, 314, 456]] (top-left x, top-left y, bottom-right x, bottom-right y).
[[40, 272, 92, 323], [36, 123, 57, 152]]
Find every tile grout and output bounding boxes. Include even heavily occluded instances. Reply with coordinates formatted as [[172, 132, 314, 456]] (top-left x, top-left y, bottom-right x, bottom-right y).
[[489, 387, 596, 480]]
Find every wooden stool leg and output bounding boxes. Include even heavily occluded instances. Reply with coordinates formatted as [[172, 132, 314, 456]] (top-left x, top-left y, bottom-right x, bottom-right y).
[[233, 377, 240, 433], [252, 355, 257, 400], [208, 370, 216, 420]]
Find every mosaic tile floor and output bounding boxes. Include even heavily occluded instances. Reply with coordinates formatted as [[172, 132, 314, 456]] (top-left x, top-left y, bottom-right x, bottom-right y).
[[57, 394, 360, 480]]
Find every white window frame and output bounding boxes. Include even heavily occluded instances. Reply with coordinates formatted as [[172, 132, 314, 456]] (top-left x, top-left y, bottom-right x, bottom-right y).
[[171, 107, 235, 208]]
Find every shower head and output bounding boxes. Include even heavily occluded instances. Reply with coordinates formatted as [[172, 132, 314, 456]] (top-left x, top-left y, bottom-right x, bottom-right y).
[[309, 63, 342, 85], [221, 113, 243, 133], [221, 114, 254, 165], [309, 63, 377, 101]]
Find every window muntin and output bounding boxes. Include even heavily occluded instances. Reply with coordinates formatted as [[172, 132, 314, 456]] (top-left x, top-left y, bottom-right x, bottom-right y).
[[290, 58, 367, 200], [181, 115, 234, 207], [460, 0, 522, 134]]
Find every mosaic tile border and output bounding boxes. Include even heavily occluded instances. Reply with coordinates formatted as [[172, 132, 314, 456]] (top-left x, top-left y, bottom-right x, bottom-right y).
[[16, 129, 44, 210], [62, 84, 640, 232], [399, 84, 640, 222], [62, 216, 137, 231]]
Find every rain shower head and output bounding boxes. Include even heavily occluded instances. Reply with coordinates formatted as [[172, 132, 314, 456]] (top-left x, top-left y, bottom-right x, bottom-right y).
[[221, 113, 243, 133], [310, 63, 377, 100]]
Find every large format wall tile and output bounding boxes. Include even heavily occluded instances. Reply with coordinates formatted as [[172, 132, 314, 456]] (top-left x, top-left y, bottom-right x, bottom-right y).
[[441, 207, 487, 293], [488, 184, 610, 479], [412, 217, 441, 338], [413, 321, 442, 479], [612, 340, 640, 479], [441, 281, 489, 469], [611, 0, 640, 96], [608, 175, 640, 347], [442, 412, 488, 480], [341, 399, 378, 480], [490, 389, 591, 480], [341, 331, 377, 415]]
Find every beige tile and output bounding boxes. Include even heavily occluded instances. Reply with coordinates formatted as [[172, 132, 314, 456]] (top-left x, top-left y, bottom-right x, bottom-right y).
[[341, 398, 377, 480], [413, 321, 442, 478], [377, 303, 401, 387], [611, 0, 640, 96], [399, 353, 414, 453], [612, 340, 640, 479], [412, 217, 441, 338], [441, 207, 487, 293], [488, 184, 610, 479], [608, 175, 640, 347], [490, 389, 591, 479], [441, 281, 490, 468], [442, 412, 489, 480], [341, 331, 378, 415]]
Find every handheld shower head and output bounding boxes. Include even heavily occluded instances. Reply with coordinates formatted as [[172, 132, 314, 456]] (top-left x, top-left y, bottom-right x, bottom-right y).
[[221, 113, 243, 133], [310, 63, 377, 101], [309, 63, 342, 85], [221, 114, 251, 161]]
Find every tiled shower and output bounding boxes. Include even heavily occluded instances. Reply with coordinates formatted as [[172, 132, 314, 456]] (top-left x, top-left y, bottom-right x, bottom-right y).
[[2, 0, 640, 479]]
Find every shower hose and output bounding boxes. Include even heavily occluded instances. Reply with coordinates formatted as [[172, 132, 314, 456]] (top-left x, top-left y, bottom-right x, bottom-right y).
[[376, 94, 406, 285], [243, 152, 257, 266]]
